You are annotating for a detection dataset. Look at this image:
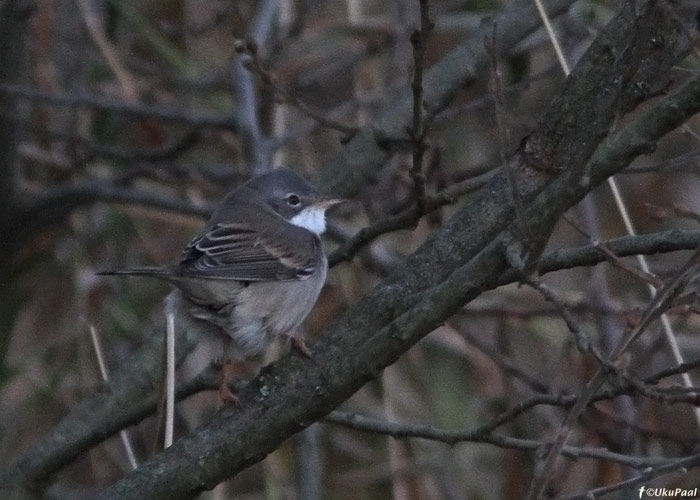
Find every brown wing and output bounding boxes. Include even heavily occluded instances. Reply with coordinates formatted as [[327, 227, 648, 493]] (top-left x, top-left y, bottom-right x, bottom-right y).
[[178, 219, 320, 282]]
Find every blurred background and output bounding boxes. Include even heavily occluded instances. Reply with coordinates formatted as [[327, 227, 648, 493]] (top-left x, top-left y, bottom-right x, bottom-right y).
[[1, 0, 700, 498]]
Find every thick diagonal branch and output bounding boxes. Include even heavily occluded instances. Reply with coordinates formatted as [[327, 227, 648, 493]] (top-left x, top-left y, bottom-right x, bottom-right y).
[[0, 1, 696, 499]]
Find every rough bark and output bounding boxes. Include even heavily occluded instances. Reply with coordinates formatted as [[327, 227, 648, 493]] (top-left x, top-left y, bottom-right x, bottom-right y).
[[0, 1, 697, 499]]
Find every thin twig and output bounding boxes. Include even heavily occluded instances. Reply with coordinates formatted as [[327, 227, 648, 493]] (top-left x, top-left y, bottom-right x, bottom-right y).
[[324, 411, 689, 469], [86, 130, 201, 163], [77, 0, 139, 103], [532, 0, 570, 74], [329, 168, 497, 265], [592, 240, 664, 288], [164, 311, 176, 448], [610, 186, 700, 423], [408, 0, 433, 211], [623, 147, 700, 174], [616, 248, 700, 355], [673, 204, 700, 225], [485, 24, 532, 244], [230, 39, 268, 173], [0, 83, 242, 130], [523, 277, 593, 356], [85, 321, 138, 470], [235, 39, 358, 139], [20, 182, 210, 235], [457, 327, 551, 394], [556, 452, 700, 500], [526, 248, 700, 500]]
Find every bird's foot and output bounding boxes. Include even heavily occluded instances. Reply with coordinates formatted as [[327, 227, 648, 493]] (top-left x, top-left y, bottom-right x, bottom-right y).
[[218, 383, 239, 407]]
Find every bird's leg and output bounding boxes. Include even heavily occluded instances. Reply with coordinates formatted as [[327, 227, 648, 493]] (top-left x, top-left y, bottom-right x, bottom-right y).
[[289, 335, 312, 358], [218, 334, 239, 407], [218, 363, 239, 407]]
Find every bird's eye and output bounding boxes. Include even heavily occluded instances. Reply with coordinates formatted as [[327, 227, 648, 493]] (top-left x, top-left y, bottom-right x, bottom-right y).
[[285, 193, 300, 206]]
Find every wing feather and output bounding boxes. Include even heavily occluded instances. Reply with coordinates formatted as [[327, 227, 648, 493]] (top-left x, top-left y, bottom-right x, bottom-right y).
[[178, 220, 319, 281]]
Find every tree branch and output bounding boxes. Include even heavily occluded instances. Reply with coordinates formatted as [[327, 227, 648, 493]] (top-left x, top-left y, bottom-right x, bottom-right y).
[[1, 1, 697, 498], [0, 83, 243, 130], [13, 182, 211, 247], [324, 411, 689, 469]]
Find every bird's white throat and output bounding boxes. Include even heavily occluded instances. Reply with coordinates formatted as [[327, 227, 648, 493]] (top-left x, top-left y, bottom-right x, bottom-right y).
[[290, 207, 327, 235]]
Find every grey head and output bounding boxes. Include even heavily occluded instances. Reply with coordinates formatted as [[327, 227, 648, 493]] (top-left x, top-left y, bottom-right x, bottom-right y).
[[236, 168, 343, 235]]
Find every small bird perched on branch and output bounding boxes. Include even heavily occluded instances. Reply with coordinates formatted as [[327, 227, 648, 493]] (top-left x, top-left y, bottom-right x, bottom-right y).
[[100, 168, 344, 404]]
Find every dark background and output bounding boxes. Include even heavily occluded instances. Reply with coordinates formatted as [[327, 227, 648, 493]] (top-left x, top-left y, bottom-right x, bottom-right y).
[[1, 0, 700, 499]]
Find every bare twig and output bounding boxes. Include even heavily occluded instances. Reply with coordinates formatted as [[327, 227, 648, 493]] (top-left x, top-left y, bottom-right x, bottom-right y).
[[532, 0, 570, 74], [86, 130, 201, 163], [0, 84, 242, 130], [324, 411, 689, 469], [616, 248, 700, 354], [577, 194, 638, 463], [230, 37, 269, 174], [526, 248, 700, 500], [329, 168, 497, 265], [457, 326, 551, 394], [530, 230, 700, 280], [623, 148, 700, 174], [77, 0, 139, 103], [592, 240, 664, 288], [408, 0, 433, 211], [164, 312, 175, 449], [19, 182, 210, 238], [485, 25, 532, 244], [673, 204, 700, 225], [522, 277, 594, 356], [85, 322, 138, 470], [556, 452, 700, 500], [235, 39, 358, 139]]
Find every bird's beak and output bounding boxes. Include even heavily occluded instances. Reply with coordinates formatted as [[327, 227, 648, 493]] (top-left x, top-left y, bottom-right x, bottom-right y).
[[314, 197, 348, 210]]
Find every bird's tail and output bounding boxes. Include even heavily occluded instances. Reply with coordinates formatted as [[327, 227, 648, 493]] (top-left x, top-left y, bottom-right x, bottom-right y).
[[96, 267, 174, 279]]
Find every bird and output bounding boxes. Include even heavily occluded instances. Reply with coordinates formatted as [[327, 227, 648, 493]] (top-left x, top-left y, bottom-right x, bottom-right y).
[[99, 168, 344, 403]]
